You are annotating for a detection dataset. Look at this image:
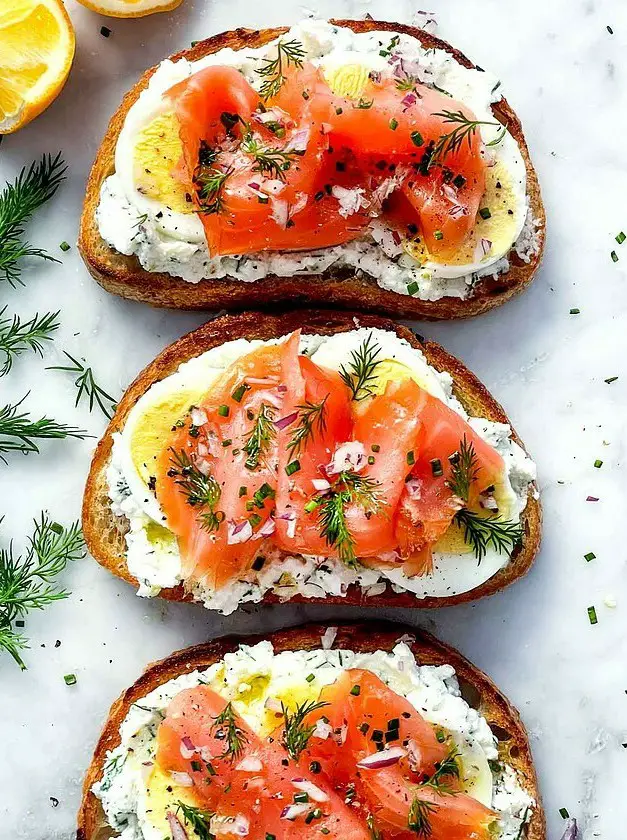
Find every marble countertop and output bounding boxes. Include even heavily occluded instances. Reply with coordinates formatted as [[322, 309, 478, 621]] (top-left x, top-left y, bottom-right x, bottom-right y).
[[1, 0, 626, 837]]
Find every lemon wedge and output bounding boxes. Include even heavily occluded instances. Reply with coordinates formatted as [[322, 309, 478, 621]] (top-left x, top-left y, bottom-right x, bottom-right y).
[[0, 0, 75, 135], [75, 0, 183, 18]]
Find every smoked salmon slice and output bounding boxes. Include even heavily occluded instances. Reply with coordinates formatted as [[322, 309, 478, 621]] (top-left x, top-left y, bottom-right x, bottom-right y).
[[154, 332, 510, 591], [156, 685, 372, 840], [166, 50, 489, 258]]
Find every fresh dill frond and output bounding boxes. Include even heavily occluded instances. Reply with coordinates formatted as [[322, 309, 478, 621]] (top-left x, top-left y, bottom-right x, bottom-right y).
[[287, 397, 328, 457], [243, 403, 276, 470], [367, 813, 383, 840], [47, 352, 117, 419], [407, 796, 439, 836], [240, 132, 302, 181], [0, 396, 88, 462], [256, 39, 306, 100], [175, 801, 215, 840], [212, 702, 249, 760], [0, 513, 85, 669], [281, 699, 328, 761], [339, 333, 383, 401], [446, 436, 479, 503], [429, 110, 505, 167], [422, 747, 461, 794], [454, 508, 523, 562], [313, 471, 384, 567], [0, 307, 60, 376], [396, 74, 419, 92], [0, 153, 66, 287], [169, 448, 224, 532], [194, 162, 232, 215]]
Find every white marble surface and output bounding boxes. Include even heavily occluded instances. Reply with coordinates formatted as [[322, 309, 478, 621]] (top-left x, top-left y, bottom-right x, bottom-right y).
[[1, 0, 626, 837]]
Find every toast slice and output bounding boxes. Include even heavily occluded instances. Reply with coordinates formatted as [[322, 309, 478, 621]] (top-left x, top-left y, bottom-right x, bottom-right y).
[[82, 309, 542, 609], [76, 621, 545, 840], [78, 18, 545, 319]]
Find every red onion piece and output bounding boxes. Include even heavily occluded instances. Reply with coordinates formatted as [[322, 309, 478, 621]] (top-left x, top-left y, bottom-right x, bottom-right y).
[[245, 375, 280, 386], [169, 770, 193, 787], [275, 411, 298, 430], [327, 441, 367, 475], [289, 127, 310, 152], [449, 204, 466, 220], [190, 407, 208, 427], [291, 778, 329, 802], [560, 818, 580, 840], [357, 746, 407, 769], [281, 803, 310, 821], [392, 230, 402, 245], [167, 812, 189, 840], [254, 517, 276, 539], [180, 735, 196, 759], [228, 520, 253, 545], [236, 755, 263, 772], [277, 511, 296, 539], [405, 477, 422, 500], [311, 478, 331, 493], [401, 92, 417, 108], [248, 181, 261, 190]]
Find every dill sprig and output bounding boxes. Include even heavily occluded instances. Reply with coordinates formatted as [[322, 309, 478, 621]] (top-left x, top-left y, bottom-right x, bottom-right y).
[[0, 153, 66, 287], [0, 307, 60, 376], [256, 39, 306, 100], [47, 352, 117, 419], [446, 435, 479, 502], [281, 699, 328, 761], [212, 702, 249, 760], [0, 396, 88, 462], [367, 814, 382, 840], [429, 109, 506, 167], [454, 508, 523, 562], [194, 162, 232, 215], [243, 403, 276, 470], [408, 796, 439, 836], [0, 514, 85, 669], [287, 397, 328, 457], [175, 802, 215, 840], [339, 333, 383, 401], [169, 448, 224, 532], [240, 132, 302, 181], [313, 471, 384, 567], [422, 748, 461, 794]]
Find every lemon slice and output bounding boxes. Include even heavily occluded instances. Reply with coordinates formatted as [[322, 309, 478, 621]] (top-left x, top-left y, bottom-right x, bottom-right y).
[[0, 0, 75, 135], [75, 0, 183, 18]]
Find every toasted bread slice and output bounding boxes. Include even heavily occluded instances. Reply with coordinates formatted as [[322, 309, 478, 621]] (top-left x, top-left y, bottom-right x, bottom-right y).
[[78, 18, 545, 319], [82, 309, 541, 609], [76, 621, 545, 840]]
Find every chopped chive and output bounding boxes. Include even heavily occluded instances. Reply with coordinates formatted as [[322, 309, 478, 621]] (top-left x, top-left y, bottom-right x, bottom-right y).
[[306, 673, 315, 683], [406, 450, 415, 466], [294, 791, 309, 804], [433, 230, 443, 241], [285, 460, 301, 476], [350, 684, 361, 696], [430, 458, 443, 477], [559, 808, 570, 819], [218, 404, 230, 417], [371, 729, 383, 742], [410, 131, 424, 147], [191, 39, 199, 47], [584, 552, 596, 562], [594, 459, 603, 468], [479, 207, 492, 220], [59, 241, 70, 252], [239, 486, 248, 497], [205, 761, 216, 775], [309, 761, 321, 773], [569, 308, 580, 315], [335, 106, 343, 115], [266, 834, 276, 840], [587, 605, 598, 625], [221, 438, 232, 447], [245, 500, 254, 511], [248, 513, 262, 528], [321, 829, 330, 835], [64, 673, 77, 685], [100, 25, 111, 37], [302, 90, 310, 100], [389, 118, 398, 131], [436, 729, 446, 743], [453, 174, 466, 188], [304, 499, 318, 513], [616, 231, 626, 244], [359, 722, 370, 734], [232, 383, 250, 402], [605, 376, 618, 383], [368, 455, 375, 465], [607, 25, 614, 34], [407, 280, 419, 295], [611, 250, 619, 262], [371, 444, 380, 453], [191, 760, 201, 772], [252, 555, 266, 571]]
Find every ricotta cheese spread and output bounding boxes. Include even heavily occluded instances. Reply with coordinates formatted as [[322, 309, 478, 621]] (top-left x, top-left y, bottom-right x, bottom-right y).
[[96, 19, 543, 302], [93, 640, 534, 840], [105, 328, 537, 615]]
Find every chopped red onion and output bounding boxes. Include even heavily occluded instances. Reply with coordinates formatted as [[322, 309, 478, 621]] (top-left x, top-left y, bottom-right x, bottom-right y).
[[321, 626, 337, 649], [180, 735, 196, 759], [357, 746, 407, 769], [311, 478, 331, 493], [392, 230, 402, 245], [289, 127, 310, 152], [313, 719, 332, 739], [167, 812, 189, 840], [277, 511, 296, 539], [401, 92, 417, 108], [227, 520, 253, 545], [248, 181, 261, 191], [245, 375, 280, 386], [254, 517, 276, 539], [212, 815, 250, 836], [291, 192, 308, 217], [261, 179, 286, 196], [449, 204, 466, 220], [442, 184, 459, 203], [196, 458, 212, 477], [320, 122, 333, 135], [281, 803, 311, 821], [275, 411, 298, 430], [236, 755, 263, 772], [560, 818, 580, 840], [199, 745, 214, 762], [169, 770, 193, 787], [190, 407, 208, 427], [271, 198, 289, 229], [264, 696, 283, 713], [327, 441, 367, 475], [291, 778, 330, 802], [405, 477, 422, 500]]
